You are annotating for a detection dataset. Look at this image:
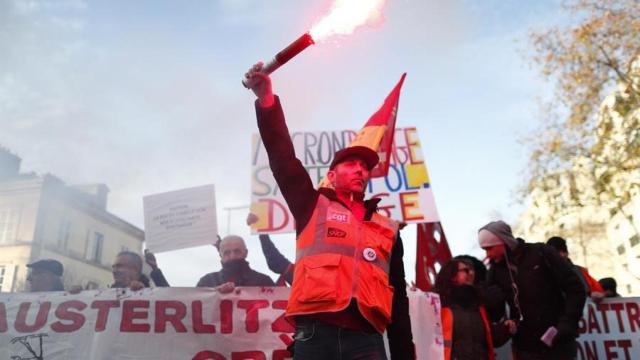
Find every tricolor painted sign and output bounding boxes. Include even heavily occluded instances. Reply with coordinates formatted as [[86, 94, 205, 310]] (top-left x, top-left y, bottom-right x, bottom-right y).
[[251, 127, 439, 233]]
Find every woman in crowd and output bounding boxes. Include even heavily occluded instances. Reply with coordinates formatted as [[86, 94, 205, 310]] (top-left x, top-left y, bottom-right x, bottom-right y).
[[435, 258, 516, 360]]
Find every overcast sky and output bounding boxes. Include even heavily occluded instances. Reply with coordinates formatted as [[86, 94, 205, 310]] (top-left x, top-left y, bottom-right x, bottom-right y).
[[1, 0, 565, 286]]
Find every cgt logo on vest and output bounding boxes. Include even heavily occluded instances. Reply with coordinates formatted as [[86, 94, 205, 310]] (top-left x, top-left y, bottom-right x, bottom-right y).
[[327, 211, 350, 223], [327, 227, 347, 238]]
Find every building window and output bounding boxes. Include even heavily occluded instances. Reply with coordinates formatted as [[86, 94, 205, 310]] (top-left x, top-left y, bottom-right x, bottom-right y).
[[627, 284, 632, 294], [57, 219, 71, 250], [0, 266, 5, 292], [85, 231, 104, 263], [630, 235, 639, 247], [617, 245, 626, 255], [0, 209, 19, 244]]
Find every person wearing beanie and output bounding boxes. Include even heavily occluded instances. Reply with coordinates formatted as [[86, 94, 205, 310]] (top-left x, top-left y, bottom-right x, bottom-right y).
[[479, 221, 586, 360]]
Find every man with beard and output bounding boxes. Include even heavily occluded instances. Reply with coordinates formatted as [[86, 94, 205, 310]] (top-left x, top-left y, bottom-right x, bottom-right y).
[[197, 235, 274, 293], [480, 221, 585, 360], [244, 64, 415, 359]]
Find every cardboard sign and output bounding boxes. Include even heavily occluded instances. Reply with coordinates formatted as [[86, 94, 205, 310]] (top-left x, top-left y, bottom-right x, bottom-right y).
[[251, 127, 440, 233], [143, 184, 218, 253]]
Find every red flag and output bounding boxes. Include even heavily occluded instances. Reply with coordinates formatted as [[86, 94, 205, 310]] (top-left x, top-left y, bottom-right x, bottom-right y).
[[415, 222, 452, 291], [348, 73, 406, 177]]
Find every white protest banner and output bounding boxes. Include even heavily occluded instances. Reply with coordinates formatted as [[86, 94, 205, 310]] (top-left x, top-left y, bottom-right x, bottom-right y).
[[0, 288, 442, 359], [251, 127, 439, 233], [143, 184, 218, 253], [576, 298, 640, 360]]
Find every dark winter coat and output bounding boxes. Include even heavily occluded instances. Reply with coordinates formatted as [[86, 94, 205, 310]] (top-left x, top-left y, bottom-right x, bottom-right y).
[[196, 261, 275, 288], [486, 239, 586, 358]]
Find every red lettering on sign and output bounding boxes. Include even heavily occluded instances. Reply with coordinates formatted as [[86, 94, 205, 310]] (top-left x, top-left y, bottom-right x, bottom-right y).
[[272, 349, 292, 360], [587, 304, 602, 334], [404, 128, 424, 165], [91, 300, 120, 332], [576, 340, 598, 360], [596, 303, 612, 333], [271, 300, 294, 333], [604, 339, 633, 360], [192, 300, 216, 333], [232, 351, 266, 360], [14, 301, 51, 333], [0, 302, 7, 332], [399, 191, 424, 222], [192, 351, 225, 360], [155, 300, 187, 333], [604, 340, 617, 359], [262, 199, 289, 232], [610, 303, 626, 332], [238, 299, 269, 333], [626, 302, 640, 332], [51, 300, 87, 332], [120, 300, 150, 332], [220, 299, 233, 334], [617, 339, 632, 360]]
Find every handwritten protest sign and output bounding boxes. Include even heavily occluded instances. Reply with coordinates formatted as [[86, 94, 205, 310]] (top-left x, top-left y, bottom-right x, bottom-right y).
[[143, 184, 218, 252], [251, 127, 439, 233]]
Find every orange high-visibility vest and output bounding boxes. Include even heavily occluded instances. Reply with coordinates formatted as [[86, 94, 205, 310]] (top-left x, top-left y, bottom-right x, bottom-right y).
[[286, 195, 398, 333], [441, 306, 495, 360], [577, 266, 604, 295]]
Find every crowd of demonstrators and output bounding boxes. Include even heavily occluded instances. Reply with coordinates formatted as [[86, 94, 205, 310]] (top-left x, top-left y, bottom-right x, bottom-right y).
[[546, 236, 605, 302], [17, 65, 628, 360], [479, 221, 586, 360], [246, 63, 415, 360], [247, 212, 294, 286], [196, 234, 275, 293], [434, 258, 516, 360]]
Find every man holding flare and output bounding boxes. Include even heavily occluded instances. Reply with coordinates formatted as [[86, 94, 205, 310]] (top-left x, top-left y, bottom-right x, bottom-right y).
[[245, 63, 415, 359]]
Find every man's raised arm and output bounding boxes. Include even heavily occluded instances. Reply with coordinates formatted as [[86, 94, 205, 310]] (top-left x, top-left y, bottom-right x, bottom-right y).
[[245, 63, 318, 233]]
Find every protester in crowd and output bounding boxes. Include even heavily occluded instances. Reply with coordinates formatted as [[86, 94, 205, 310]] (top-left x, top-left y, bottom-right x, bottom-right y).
[[453, 254, 487, 284], [546, 236, 605, 302], [196, 234, 275, 292], [245, 63, 415, 359], [453, 254, 506, 319], [144, 249, 170, 287], [599, 277, 620, 298], [479, 220, 586, 360], [111, 251, 149, 290], [246, 212, 293, 286], [26, 259, 65, 292], [435, 258, 516, 360]]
